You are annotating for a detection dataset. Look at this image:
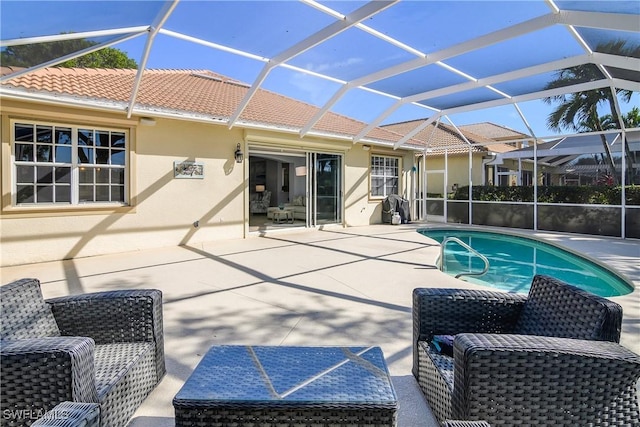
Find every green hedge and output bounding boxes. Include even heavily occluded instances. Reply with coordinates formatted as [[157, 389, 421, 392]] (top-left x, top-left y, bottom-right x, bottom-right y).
[[450, 185, 640, 205]]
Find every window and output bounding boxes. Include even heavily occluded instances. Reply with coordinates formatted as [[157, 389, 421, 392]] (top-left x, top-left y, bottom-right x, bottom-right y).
[[370, 155, 399, 198], [12, 121, 127, 206]]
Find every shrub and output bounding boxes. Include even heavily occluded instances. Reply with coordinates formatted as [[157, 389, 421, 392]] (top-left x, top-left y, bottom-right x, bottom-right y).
[[451, 185, 640, 205]]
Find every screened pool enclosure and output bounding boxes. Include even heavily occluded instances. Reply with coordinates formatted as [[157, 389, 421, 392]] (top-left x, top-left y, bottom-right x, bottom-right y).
[[1, 0, 638, 238]]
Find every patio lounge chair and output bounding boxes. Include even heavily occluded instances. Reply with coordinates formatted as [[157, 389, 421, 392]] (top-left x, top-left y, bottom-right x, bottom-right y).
[[0, 278, 165, 427], [413, 274, 640, 426]]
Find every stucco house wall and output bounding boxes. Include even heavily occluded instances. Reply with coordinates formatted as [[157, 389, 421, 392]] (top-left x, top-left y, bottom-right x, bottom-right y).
[[423, 154, 484, 195], [1, 100, 415, 266]]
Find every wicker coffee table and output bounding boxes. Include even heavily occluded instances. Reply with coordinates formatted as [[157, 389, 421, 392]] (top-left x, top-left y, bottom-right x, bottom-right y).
[[173, 345, 398, 427]]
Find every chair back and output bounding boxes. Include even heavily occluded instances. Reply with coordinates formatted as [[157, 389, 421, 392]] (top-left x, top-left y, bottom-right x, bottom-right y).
[[262, 190, 271, 205], [0, 278, 61, 339], [514, 275, 622, 342]]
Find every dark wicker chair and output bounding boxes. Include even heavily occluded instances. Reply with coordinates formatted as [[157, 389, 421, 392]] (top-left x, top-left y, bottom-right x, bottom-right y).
[[1, 278, 165, 427], [413, 274, 640, 426]]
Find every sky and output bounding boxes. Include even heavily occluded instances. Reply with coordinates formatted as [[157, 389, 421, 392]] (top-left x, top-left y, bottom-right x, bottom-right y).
[[2, 0, 639, 140]]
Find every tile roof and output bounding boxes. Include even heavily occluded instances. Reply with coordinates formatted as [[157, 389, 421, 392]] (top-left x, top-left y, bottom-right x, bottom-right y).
[[459, 122, 531, 141], [0, 67, 416, 147], [382, 119, 516, 155]]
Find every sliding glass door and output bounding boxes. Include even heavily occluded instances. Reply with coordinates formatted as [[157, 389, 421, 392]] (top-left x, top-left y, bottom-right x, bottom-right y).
[[307, 152, 342, 226]]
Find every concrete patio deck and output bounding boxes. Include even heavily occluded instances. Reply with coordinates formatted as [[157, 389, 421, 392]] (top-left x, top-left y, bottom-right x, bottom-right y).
[[1, 223, 638, 426]]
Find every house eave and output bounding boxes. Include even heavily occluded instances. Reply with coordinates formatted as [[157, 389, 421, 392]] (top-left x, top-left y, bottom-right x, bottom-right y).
[[0, 87, 417, 151]]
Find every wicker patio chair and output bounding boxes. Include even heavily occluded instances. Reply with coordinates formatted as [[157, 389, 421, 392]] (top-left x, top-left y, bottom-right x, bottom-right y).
[[412, 274, 640, 426], [1, 278, 165, 427]]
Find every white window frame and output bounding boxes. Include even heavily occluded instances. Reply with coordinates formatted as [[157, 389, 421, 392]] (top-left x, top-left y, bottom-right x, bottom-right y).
[[11, 119, 128, 207], [370, 154, 400, 199]]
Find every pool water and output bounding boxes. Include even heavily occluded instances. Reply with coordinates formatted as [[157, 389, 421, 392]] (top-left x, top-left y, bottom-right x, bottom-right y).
[[419, 229, 633, 297]]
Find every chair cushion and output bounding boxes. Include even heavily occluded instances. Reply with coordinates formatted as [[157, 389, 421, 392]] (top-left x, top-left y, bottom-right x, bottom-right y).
[[0, 278, 60, 339], [514, 275, 622, 342]]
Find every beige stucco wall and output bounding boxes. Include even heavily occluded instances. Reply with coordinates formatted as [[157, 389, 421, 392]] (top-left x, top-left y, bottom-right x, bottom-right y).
[[1, 100, 416, 266], [344, 144, 414, 226], [1, 100, 246, 265], [423, 154, 484, 195]]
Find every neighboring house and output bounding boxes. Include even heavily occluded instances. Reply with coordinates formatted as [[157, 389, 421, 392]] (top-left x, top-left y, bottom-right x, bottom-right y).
[[0, 67, 422, 266], [459, 122, 535, 186], [382, 120, 519, 196], [459, 122, 532, 149], [489, 132, 640, 186]]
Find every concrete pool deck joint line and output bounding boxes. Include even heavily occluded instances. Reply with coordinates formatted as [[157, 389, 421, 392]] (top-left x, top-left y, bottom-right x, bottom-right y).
[[0, 224, 637, 427]]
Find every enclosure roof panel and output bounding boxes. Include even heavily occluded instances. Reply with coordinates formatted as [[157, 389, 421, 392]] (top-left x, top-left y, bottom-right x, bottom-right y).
[[1, 0, 638, 149]]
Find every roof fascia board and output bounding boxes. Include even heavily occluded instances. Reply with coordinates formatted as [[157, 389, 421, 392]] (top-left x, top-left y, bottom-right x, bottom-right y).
[[126, 0, 180, 118], [302, 12, 559, 136], [0, 32, 147, 84], [0, 26, 150, 48], [559, 10, 640, 33], [0, 90, 134, 120], [227, 0, 398, 129]]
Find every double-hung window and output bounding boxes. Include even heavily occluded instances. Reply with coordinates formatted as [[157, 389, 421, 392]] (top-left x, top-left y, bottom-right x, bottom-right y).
[[370, 155, 399, 198], [12, 121, 127, 206]]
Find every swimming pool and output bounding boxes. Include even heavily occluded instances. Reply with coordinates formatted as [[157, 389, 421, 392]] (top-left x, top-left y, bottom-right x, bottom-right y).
[[419, 228, 633, 297]]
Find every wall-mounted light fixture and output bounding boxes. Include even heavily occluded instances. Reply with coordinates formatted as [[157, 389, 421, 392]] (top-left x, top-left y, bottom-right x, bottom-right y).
[[362, 145, 371, 151], [295, 166, 307, 176], [234, 143, 244, 163], [139, 117, 156, 126]]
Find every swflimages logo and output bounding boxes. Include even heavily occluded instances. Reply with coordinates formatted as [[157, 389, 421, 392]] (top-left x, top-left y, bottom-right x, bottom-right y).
[[2, 408, 70, 421]]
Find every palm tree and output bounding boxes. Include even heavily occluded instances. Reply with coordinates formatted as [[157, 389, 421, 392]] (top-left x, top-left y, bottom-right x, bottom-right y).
[[577, 108, 640, 184], [543, 40, 639, 185]]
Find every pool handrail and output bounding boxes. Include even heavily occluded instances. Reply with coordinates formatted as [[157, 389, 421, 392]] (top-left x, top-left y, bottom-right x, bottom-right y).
[[439, 236, 490, 279]]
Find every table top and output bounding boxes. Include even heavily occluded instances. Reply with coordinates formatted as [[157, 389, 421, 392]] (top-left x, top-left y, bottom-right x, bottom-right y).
[[173, 345, 397, 407]]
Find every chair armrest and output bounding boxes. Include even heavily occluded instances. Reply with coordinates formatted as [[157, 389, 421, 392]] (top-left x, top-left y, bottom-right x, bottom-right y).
[[412, 288, 526, 377], [451, 333, 640, 423], [31, 402, 100, 427], [0, 337, 99, 420]]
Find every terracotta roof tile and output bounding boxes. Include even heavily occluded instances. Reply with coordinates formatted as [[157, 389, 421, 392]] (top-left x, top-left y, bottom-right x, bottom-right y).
[[459, 122, 530, 140], [1, 67, 411, 146], [383, 119, 518, 155]]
